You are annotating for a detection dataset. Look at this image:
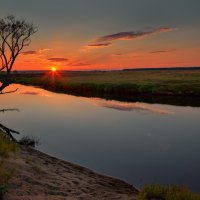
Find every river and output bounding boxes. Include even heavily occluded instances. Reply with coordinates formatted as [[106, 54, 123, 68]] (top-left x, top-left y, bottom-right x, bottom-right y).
[[1, 84, 200, 192]]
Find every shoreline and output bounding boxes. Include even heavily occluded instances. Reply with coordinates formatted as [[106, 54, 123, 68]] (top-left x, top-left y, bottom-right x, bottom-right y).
[[5, 144, 138, 200]]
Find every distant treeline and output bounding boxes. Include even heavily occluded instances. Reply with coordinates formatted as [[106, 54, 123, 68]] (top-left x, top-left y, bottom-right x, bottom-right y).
[[123, 66, 200, 71], [1, 66, 200, 75]]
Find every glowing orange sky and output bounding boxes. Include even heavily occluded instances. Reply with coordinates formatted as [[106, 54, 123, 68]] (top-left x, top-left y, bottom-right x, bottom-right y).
[[15, 45, 200, 71], [1, 0, 199, 71]]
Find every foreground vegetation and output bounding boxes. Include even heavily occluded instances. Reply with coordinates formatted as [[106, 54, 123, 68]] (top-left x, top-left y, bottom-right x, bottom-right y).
[[7, 68, 200, 106], [137, 185, 200, 200], [0, 132, 17, 198]]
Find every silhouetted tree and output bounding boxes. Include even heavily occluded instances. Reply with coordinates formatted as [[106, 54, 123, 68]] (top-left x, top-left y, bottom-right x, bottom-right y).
[[0, 15, 37, 93]]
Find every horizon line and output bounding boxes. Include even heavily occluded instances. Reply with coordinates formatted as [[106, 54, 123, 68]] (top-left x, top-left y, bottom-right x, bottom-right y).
[[9, 66, 200, 72]]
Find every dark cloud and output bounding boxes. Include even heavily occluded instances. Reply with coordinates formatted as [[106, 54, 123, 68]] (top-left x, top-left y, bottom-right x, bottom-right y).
[[68, 62, 91, 66], [112, 53, 123, 56], [150, 49, 176, 54], [22, 49, 52, 55], [47, 58, 69, 62], [87, 42, 111, 48], [98, 28, 174, 42], [20, 91, 40, 95], [88, 27, 175, 48], [21, 51, 37, 55]]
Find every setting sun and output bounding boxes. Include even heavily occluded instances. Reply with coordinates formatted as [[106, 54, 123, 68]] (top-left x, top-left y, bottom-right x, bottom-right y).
[[51, 67, 56, 72]]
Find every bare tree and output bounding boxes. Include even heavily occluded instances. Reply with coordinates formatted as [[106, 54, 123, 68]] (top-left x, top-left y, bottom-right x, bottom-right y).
[[0, 15, 37, 93]]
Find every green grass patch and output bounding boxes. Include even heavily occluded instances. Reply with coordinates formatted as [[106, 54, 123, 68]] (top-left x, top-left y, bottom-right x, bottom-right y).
[[137, 185, 200, 200], [10, 70, 200, 96]]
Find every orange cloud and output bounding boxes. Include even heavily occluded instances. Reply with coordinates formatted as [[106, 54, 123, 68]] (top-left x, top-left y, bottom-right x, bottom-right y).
[[21, 48, 53, 56], [38, 48, 52, 53]]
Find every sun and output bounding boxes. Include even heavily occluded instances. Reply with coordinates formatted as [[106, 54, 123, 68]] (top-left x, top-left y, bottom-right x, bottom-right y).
[[51, 67, 56, 72]]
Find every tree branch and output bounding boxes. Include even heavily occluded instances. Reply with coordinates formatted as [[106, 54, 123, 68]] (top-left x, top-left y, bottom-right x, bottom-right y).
[[0, 15, 37, 92], [0, 123, 20, 142], [0, 108, 19, 112]]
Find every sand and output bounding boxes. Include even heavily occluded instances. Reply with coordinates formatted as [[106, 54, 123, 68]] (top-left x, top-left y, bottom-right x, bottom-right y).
[[4, 145, 138, 200]]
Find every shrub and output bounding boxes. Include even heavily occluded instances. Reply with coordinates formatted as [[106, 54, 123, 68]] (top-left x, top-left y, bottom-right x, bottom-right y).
[[137, 185, 200, 200], [18, 136, 40, 148], [0, 184, 8, 198]]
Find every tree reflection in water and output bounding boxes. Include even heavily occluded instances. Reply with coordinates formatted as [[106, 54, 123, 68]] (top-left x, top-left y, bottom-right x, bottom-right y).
[[0, 109, 20, 141]]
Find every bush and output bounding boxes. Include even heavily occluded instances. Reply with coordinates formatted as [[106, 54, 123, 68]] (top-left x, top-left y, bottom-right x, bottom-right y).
[[137, 185, 200, 200], [0, 184, 8, 198], [18, 136, 40, 148]]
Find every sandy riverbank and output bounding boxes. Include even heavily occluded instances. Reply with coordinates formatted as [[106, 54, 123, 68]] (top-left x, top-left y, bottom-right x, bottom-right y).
[[4, 145, 138, 200]]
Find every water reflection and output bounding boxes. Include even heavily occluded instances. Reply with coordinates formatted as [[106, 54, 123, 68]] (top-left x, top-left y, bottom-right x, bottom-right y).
[[0, 108, 20, 141], [20, 91, 41, 95], [91, 98, 174, 115], [20, 90, 51, 97]]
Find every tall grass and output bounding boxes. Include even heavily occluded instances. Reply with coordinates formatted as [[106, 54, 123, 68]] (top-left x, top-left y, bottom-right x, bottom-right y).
[[11, 70, 200, 97], [137, 185, 200, 200], [0, 132, 17, 197]]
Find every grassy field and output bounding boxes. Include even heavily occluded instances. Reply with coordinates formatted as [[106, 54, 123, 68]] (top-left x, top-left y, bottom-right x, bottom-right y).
[[4, 68, 200, 106]]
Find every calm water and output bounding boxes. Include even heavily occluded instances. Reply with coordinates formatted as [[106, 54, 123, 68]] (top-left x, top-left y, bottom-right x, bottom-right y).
[[1, 84, 200, 192]]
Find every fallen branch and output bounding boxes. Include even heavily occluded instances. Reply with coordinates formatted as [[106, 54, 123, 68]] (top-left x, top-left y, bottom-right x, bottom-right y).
[[0, 123, 20, 142], [0, 108, 19, 113]]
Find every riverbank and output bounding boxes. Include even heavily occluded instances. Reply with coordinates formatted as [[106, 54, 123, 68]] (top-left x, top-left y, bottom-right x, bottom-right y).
[[7, 69, 200, 107], [4, 144, 138, 200]]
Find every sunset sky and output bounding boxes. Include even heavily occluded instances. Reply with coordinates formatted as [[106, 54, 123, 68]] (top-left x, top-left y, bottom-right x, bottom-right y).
[[0, 0, 200, 71]]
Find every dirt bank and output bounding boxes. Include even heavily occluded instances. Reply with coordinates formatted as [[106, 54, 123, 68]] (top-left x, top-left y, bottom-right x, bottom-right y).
[[4, 145, 138, 200]]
